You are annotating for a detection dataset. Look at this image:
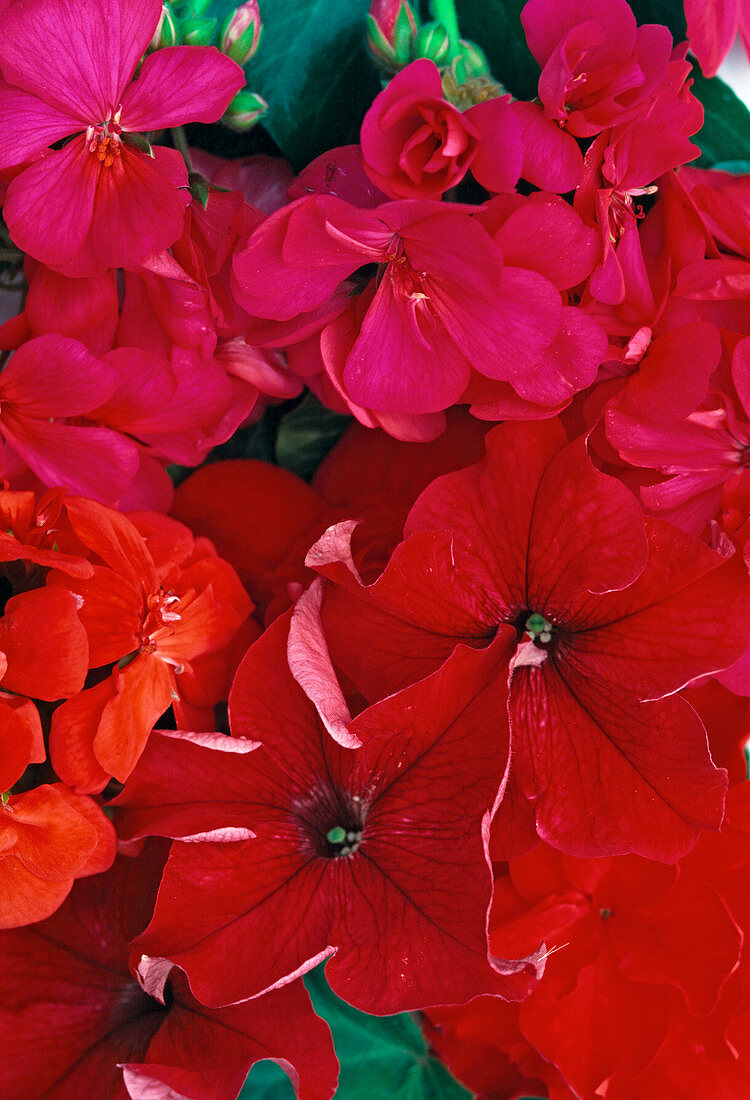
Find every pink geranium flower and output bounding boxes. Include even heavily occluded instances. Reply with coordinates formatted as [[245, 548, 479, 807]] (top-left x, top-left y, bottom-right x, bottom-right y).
[[233, 194, 565, 415], [521, 0, 674, 138], [0, 0, 244, 275]]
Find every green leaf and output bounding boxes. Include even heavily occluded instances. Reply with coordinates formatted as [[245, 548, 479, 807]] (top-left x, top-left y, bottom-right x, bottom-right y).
[[627, 0, 686, 39], [711, 160, 750, 174], [690, 68, 750, 167], [275, 394, 351, 481], [240, 965, 472, 1099], [453, 0, 539, 98], [211, 0, 381, 169]]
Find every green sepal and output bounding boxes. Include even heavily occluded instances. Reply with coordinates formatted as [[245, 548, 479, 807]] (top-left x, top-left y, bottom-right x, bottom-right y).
[[222, 89, 268, 132], [457, 36, 490, 78], [122, 131, 154, 157], [152, 2, 180, 48], [414, 20, 450, 65], [188, 171, 211, 209], [392, 3, 417, 64], [366, 12, 396, 63], [180, 14, 217, 45], [219, 9, 262, 65]]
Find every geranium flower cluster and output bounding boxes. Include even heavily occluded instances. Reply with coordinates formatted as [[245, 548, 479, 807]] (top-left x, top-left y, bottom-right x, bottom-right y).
[[2, 0, 750, 1097]]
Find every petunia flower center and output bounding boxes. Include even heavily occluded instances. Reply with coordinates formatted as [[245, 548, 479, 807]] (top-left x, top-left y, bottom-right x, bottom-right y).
[[325, 825, 363, 856], [525, 611, 555, 646], [291, 782, 366, 860]]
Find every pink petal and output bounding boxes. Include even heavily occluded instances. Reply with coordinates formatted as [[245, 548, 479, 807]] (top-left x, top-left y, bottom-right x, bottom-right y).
[[0, 83, 81, 170], [521, 0, 636, 67], [4, 141, 189, 276], [287, 578, 358, 748], [0, 0, 161, 120], [0, 335, 117, 416], [509, 101, 583, 193], [509, 307, 606, 406], [120, 46, 245, 131], [492, 197, 600, 290], [232, 199, 375, 321], [685, 0, 739, 76], [342, 272, 471, 413], [463, 95, 523, 194], [25, 267, 119, 355], [609, 322, 720, 422]]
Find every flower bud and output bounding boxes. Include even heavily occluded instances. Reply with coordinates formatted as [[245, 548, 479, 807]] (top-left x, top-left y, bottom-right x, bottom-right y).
[[457, 38, 491, 79], [220, 1, 262, 65], [414, 20, 450, 66], [366, 0, 418, 73], [149, 2, 179, 49], [180, 15, 217, 47], [222, 89, 268, 131]]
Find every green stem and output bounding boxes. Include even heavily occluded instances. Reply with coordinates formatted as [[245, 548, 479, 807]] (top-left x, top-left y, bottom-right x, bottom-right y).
[[171, 124, 193, 171], [430, 0, 465, 80]]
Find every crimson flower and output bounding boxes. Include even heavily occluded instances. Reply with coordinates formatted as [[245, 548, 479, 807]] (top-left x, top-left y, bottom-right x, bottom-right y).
[[0, 0, 244, 274], [302, 421, 748, 859], [0, 852, 339, 1099], [124, 619, 544, 1013]]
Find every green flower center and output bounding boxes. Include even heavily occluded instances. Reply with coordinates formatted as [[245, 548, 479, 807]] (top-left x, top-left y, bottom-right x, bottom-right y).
[[525, 612, 555, 644]]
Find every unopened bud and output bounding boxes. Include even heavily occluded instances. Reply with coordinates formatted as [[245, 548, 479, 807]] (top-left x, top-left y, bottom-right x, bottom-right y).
[[414, 20, 450, 66], [220, 1, 262, 65], [180, 15, 217, 46], [222, 89, 268, 131], [456, 38, 491, 79], [366, 0, 418, 72], [181, 0, 213, 13], [150, 2, 179, 49]]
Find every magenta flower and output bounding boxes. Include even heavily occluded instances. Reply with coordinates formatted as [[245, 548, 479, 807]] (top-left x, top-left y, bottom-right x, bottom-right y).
[[233, 195, 564, 415], [0, 0, 244, 275]]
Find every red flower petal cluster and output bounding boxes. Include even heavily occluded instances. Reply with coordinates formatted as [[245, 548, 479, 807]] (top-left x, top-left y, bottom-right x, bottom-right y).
[[0, 848, 339, 1099], [299, 421, 748, 859], [0, 484, 249, 928], [425, 782, 750, 1097], [0, 0, 749, 1095], [121, 621, 543, 1012]]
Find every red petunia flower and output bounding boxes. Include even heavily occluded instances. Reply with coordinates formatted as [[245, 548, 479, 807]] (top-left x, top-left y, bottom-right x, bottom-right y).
[[125, 618, 544, 1013], [0, 851, 339, 1099], [301, 420, 748, 859]]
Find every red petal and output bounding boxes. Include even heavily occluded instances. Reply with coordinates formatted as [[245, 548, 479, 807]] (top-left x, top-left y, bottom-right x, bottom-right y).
[[0, 586, 88, 700]]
